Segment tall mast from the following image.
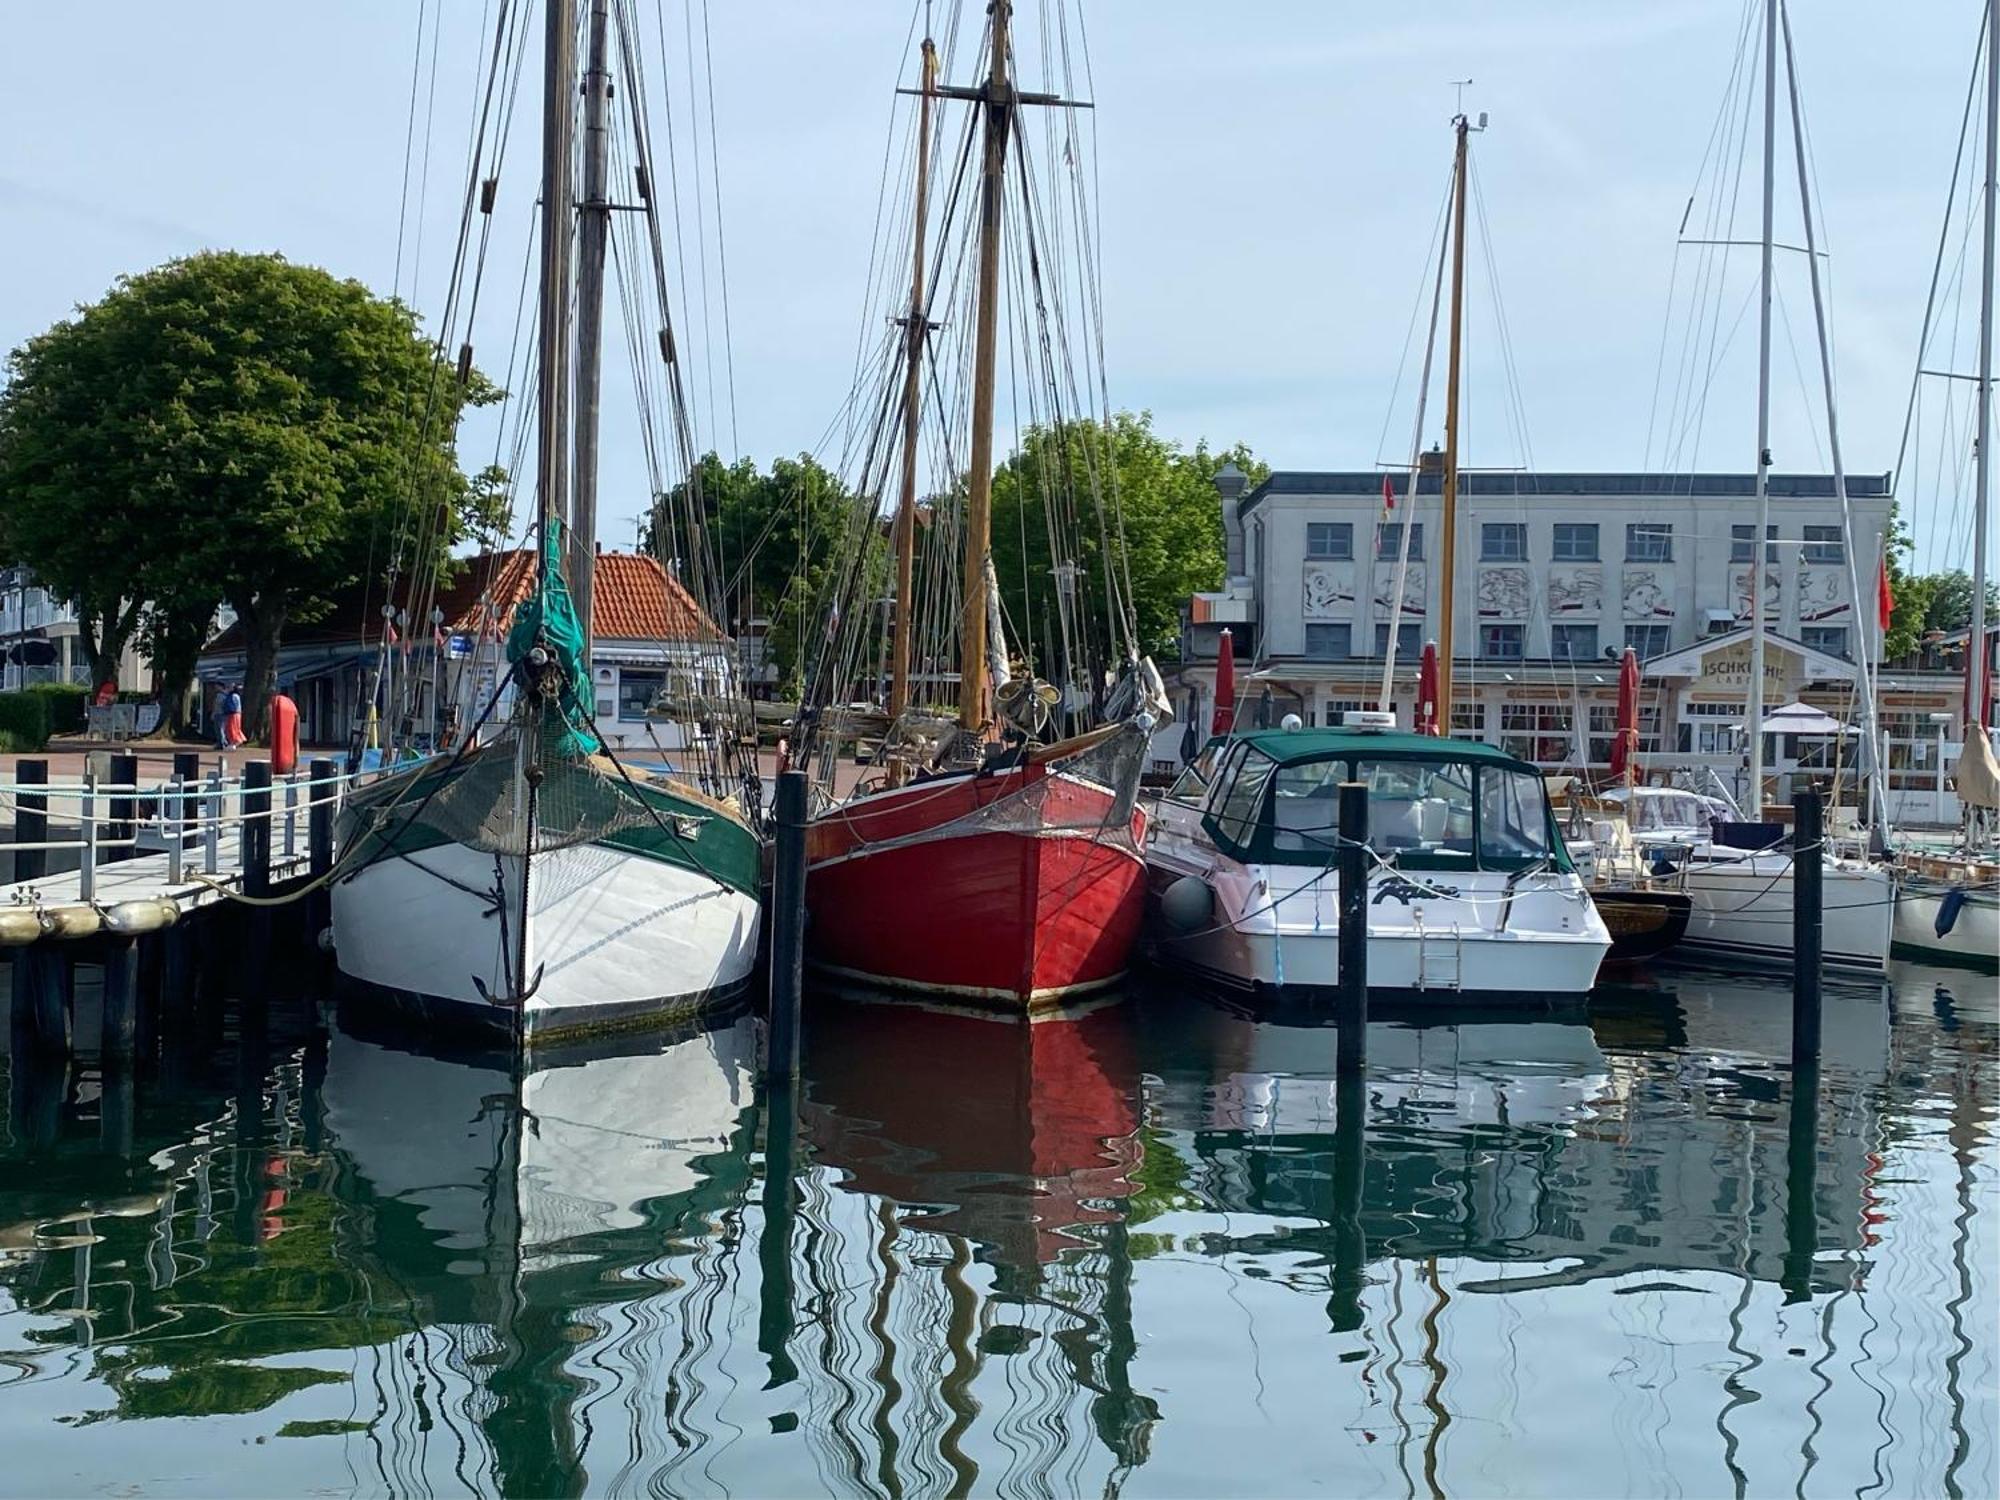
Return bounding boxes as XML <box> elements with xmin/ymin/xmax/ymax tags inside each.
<box><xmin>1747</xmin><ymin>0</ymin><xmax>1778</xmax><ymax>818</ymax></box>
<box><xmin>1434</xmin><ymin>114</ymin><xmax>1470</xmax><ymax>725</ymax></box>
<box><xmin>1972</xmin><ymin>0</ymin><xmax>1997</xmax><ymax>735</ymax></box>
<box><xmin>957</xmin><ymin>0</ymin><xmax>1013</xmax><ymax>734</ymax></box>
<box><xmin>890</xmin><ymin>37</ymin><xmax>938</xmax><ymax>733</ymax></box>
<box><xmin>572</xmin><ymin>0</ymin><xmax>612</xmax><ymax>659</ymax></box>
<box><xmin>536</xmin><ymin>0</ymin><xmax>576</xmax><ymax>560</ymax></box>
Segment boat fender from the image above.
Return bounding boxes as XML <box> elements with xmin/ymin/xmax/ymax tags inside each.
<box><xmin>103</xmin><ymin>900</ymin><xmax>179</xmax><ymax>936</ymax></box>
<box><xmin>1160</xmin><ymin>875</ymin><xmax>1214</xmax><ymax>932</ymax></box>
<box><xmin>1935</xmin><ymin>886</ymin><xmax>1969</xmax><ymax>939</ymax></box>
<box><xmin>42</xmin><ymin>905</ymin><xmax>102</xmax><ymax>941</ymax></box>
<box><xmin>0</xmin><ymin>908</ymin><xmax>42</xmax><ymax>947</ymax></box>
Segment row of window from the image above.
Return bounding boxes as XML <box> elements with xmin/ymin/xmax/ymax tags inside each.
<box><xmin>1302</xmin><ymin>520</ymin><xmax>1849</xmax><ymax>565</ymax></box>
<box><xmin>1299</xmin><ymin>622</ymin><xmax>1851</xmax><ymax>663</ymax></box>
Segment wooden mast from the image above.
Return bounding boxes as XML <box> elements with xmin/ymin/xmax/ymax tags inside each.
<box><xmin>572</xmin><ymin>0</ymin><xmax>612</xmax><ymax>659</ymax></box>
<box><xmin>956</xmin><ymin>1</ymin><xmax>1013</xmax><ymax>735</ymax></box>
<box><xmin>889</xmin><ymin>36</ymin><xmax>938</xmax><ymax>743</ymax></box>
<box><xmin>536</xmin><ymin>0</ymin><xmax>577</xmax><ymax>560</ymax></box>
<box><xmin>1434</xmin><ymin>113</ymin><xmax>1470</xmax><ymax>727</ymax></box>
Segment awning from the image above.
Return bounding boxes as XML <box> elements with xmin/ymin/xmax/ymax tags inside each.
<box><xmin>1744</xmin><ymin>701</ymin><xmax>1849</xmax><ymax>735</ymax></box>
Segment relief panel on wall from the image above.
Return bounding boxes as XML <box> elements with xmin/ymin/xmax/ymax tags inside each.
<box><xmin>1729</xmin><ymin>566</ymin><xmax>1781</xmax><ymax>623</ymax></box>
<box><xmin>1620</xmin><ymin>567</ymin><xmax>1677</xmax><ymax>622</ymax></box>
<box><xmin>1372</xmin><ymin>563</ymin><xmax>1427</xmax><ymax>617</ymax></box>
<box><xmin>1546</xmin><ymin>566</ymin><xmax>1603</xmax><ymax>618</ymax></box>
<box><xmin>1302</xmin><ymin>562</ymin><xmax>1358</xmax><ymax>620</ymax></box>
<box><xmin>1795</xmin><ymin>565</ymin><xmax>1852</xmax><ymax>622</ymax></box>
<box><xmin>1476</xmin><ymin>566</ymin><xmax>1532</xmax><ymax>619</ymax></box>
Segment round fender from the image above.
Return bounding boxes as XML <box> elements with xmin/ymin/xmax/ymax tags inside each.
<box><xmin>42</xmin><ymin>905</ymin><xmax>102</xmax><ymax>941</ymax></box>
<box><xmin>0</xmin><ymin>908</ymin><xmax>43</xmax><ymax>947</ymax></box>
<box><xmin>104</xmin><ymin>900</ymin><xmax>180</xmax><ymax>936</ymax></box>
<box><xmin>1159</xmin><ymin>875</ymin><xmax>1215</xmax><ymax>933</ymax></box>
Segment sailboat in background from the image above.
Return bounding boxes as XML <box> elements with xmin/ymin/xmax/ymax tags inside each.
<box><xmin>1891</xmin><ymin>0</ymin><xmax>2000</xmax><ymax>971</ymax></box>
<box><xmin>330</xmin><ymin>0</ymin><xmax>763</xmax><ymax>1041</ymax></box>
<box><xmin>794</xmin><ymin>1</ymin><xmax>1166</xmax><ymax>1011</ymax></box>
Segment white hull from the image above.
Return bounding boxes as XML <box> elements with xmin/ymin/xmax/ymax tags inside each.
<box><xmin>1678</xmin><ymin>854</ymin><xmax>1892</xmax><ymax>972</ymax></box>
<box><xmin>1892</xmin><ymin>878</ymin><xmax>2000</xmax><ymax>970</ymax></box>
<box><xmin>332</xmin><ymin>838</ymin><xmax>761</xmax><ymax>1040</ymax></box>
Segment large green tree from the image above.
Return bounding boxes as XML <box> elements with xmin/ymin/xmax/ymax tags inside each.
<box><xmin>990</xmin><ymin>411</ymin><xmax>1265</xmax><ymax>670</ymax></box>
<box><xmin>0</xmin><ymin>251</ymin><xmax>500</xmax><ymax>732</ymax></box>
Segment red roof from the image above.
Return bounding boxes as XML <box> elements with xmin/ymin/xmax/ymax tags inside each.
<box><xmin>202</xmin><ymin>550</ymin><xmax>723</xmax><ymax>655</ymax></box>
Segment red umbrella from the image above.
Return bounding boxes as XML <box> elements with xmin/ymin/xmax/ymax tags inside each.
<box><xmin>1212</xmin><ymin>627</ymin><xmax>1237</xmax><ymax>736</ymax></box>
<box><xmin>1610</xmin><ymin>645</ymin><xmax>1641</xmax><ymax>781</ymax></box>
<box><xmin>1415</xmin><ymin>640</ymin><xmax>1440</xmax><ymax>735</ymax></box>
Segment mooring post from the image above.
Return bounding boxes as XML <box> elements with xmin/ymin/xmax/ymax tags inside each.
<box><xmin>12</xmin><ymin>947</ymin><xmax>74</xmax><ymax>1056</ymax></box>
<box><xmin>13</xmin><ymin>757</ymin><xmax>47</xmax><ymax>883</ymax></box>
<box><xmin>107</xmin><ymin>751</ymin><xmax>138</xmax><ymax>865</ymax></box>
<box><xmin>243</xmin><ymin>761</ymin><xmax>272</xmax><ymax>899</ymax></box>
<box><xmin>1336</xmin><ymin>781</ymin><xmax>1369</xmax><ymax>1074</ymax></box>
<box><xmin>308</xmin><ymin>758</ymin><xmax>337</xmax><ymax>946</ymax></box>
<box><xmin>101</xmin><ymin>937</ymin><xmax>141</xmax><ymax>1063</ymax></box>
<box><xmin>1791</xmin><ymin>786</ymin><xmax>1823</xmax><ymax>1071</ymax></box>
<box><xmin>767</xmin><ymin>769</ymin><xmax>808</xmax><ymax>1082</ymax></box>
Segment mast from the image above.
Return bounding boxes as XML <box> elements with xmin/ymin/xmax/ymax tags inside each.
<box><xmin>572</xmin><ymin>0</ymin><xmax>612</xmax><ymax>659</ymax></box>
<box><xmin>890</xmin><ymin>37</ymin><xmax>939</xmax><ymax>734</ymax></box>
<box><xmin>1434</xmin><ymin>113</ymin><xmax>1471</xmax><ymax>725</ymax></box>
<box><xmin>536</xmin><ymin>0</ymin><xmax>576</xmax><ymax>563</ymax></box>
<box><xmin>1972</xmin><ymin>0</ymin><xmax>1997</xmax><ymax>737</ymax></box>
<box><xmin>957</xmin><ymin>0</ymin><xmax>1013</xmax><ymax>734</ymax></box>
<box><xmin>1747</xmin><ymin>0</ymin><xmax>1778</xmax><ymax>818</ymax></box>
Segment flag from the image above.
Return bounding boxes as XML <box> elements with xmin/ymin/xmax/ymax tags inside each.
<box><xmin>1875</xmin><ymin>552</ymin><xmax>1894</xmax><ymax>633</ymax></box>
<box><xmin>1381</xmin><ymin>473</ymin><xmax>1396</xmax><ymax>521</ymax></box>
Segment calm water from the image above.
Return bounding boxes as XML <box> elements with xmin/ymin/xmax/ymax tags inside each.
<box><xmin>0</xmin><ymin>962</ymin><xmax>1994</xmax><ymax>1498</ymax></box>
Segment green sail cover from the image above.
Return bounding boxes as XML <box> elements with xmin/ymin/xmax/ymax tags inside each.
<box><xmin>506</xmin><ymin>518</ymin><xmax>601</xmax><ymax>758</ymax></box>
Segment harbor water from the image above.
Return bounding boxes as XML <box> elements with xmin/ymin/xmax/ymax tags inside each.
<box><xmin>0</xmin><ymin>963</ymin><xmax>1993</xmax><ymax>1498</ymax></box>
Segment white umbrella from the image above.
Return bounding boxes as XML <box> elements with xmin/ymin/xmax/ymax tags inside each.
<box><xmin>1743</xmin><ymin>700</ymin><xmax>1849</xmax><ymax>736</ymax></box>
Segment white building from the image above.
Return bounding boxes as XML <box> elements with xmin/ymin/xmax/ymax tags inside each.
<box><xmin>1176</xmin><ymin>463</ymin><xmax>1967</xmax><ymax>822</ymax></box>
<box><xmin>0</xmin><ymin>566</ymin><xmax>149</xmax><ymax>692</ymax></box>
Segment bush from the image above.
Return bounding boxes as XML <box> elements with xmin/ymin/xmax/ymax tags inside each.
<box><xmin>0</xmin><ymin>693</ymin><xmax>51</xmax><ymax>752</ymax></box>
<box><xmin>26</xmin><ymin>681</ymin><xmax>90</xmax><ymax>735</ymax></box>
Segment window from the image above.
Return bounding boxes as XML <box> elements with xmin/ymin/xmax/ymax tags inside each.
<box><xmin>1356</xmin><ymin>758</ymin><xmax>1474</xmax><ymax>861</ymax></box>
<box><xmin>1269</xmin><ymin>758</ymin><xmax>1350</xmax><ymax>855</ymax></box>
<box><xmin>1624</xmin><ymin>624</ymin><xmax>1672</xmax><ymax>660</ymax></box>
<box><xmin>1324</xmin><ymin>699</ymin><xmax>1372</xmax><ymax>729</ymax></box>
<box><xmin>1451</xmin><ymin>703</ymin><xmax>1486</xmax><ymax>737</ymax></box>
<box><xmin>1802</xmin><ymin>625</ymin><xmax>1849</xmax><ymax>659</ymax></box>
<box><xmin>1802</xmin><ymin>524</ymin><xmax>1845</xmax><ymax>564</ymax></box>
<box><xmin>1552</xmin><ymin>523</ymin><xmax>1599</xmax><ymax>562</ymax></box>
<box><xmin>1589</xmin><ymin>702</ymin><xmax>1664</xmax><ymax>761</ymax></box>
<box><xmin>1374</xmin><ymin>621</ymin><xmax>1422</xmax><ymax>659</ymax></box>
<box><xmin>1675</xmin><ymin>700</ymin><xmax>1741</xmax><ymax>756</ymax></box>
<box><xmin>1482</xmin><ymin>522</ymin><xmax>1527</xmax><ymax>561</ymax></box>
<box><xmin>1377</xmin><ymin>522</ymin><xmax>1424</xmax><ymax>561</ymax></box>
<box><xmin>1500</xmin><ymin>703</ymin><xmax>1575</xmax><ymax>765</ymax></box>
<box><xmin>1731</xmin><ymin>524</ymin><xmax>1777</xmax><ymax>563</ymax></box>
<box><xmin>1551</xmin><ymin>624</ymin><xmax>1599</xmax><ymax>661</ymax></box>
<box><xmin>1479</xmin><ymin>766</ymin><xmax>1554</xmax><ymax>863</ymax></box>
<box><xmin>1304</xmin><ymin>623</ymin><xmax>1352</xmax><ymax>660</ymax></box>
<box><xmin>1626</xmin><ymin>523</ymin><xmax>1673</xmax><ymax>562</ymax></box>
<box><xmin>1209</xmin><ymin>747</ymin><xmax>1278</xmax><ymax>851</ymax></box>
<box><xmin>618</xmin><ymin>670</ymin><xmax>665</xmax><ymax>721</ymax></box>
<box><xmin>1481</xmin><ymin>623</ymin><xmax>1525</xmax><ymax>660</ymax></box>
<box><xmin>1306</xmin><ymin>521</ymin><xmax>1353</xmax><ymax>560</ymax></box>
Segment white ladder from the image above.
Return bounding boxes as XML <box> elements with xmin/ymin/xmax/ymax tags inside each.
<box><xmin>1412</xmin><ymin>914</ymin><xmax>1464</xmax><ymax>990</ymax></box>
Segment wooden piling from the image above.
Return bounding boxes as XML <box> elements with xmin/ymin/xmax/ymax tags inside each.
<box><xmin>307</xmin><ymin>757</ymin><xmax>337</xmax><ymax>944</ymax></box>
<box><xmin>13</xmin><ymin>757</ymin><xmax>47</xmax><ymax>883</ymax></box>
<box><xmin>107</xmin><ymin>751</ymin><xmax>138</xmax><ymax>864</ymax></box>
<box><xmin>11</xmin><ymin>947</ymin><xmax>73</xmax><ymax>1055</ymax></box>
<box><xmin>1335</xmin><ymin>781</ymin><xmax>1369</xmax><ymax>1075</ymax></box>
<box><xmin>243</xmin><ymin>761</ymin><xmax>272</xmax><ymax>899</ymax></box>
<box><xmin>1791</xmin><ymin>787</ymin><xmax>1823</xmax><ymax>1070</ymax></box>
<box><xmin>767</xmin><ymin>769</ymin><xmax>808</xmax><ymax>1083</ymax></box>
<box><xmin>101</xmin><ymin>937</ymin><xmax>141</xmax><ymax>1061</ymax></box>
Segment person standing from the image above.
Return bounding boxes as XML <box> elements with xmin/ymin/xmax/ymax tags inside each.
<box><xmin>222</xmin><ymin>684</ymin><xmax>244</xmax><ymax>750</ymax></box>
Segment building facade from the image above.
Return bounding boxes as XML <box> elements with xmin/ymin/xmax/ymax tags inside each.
<box><xmin>1176</xmin><ymin>465</ymin><xmax>1968</xmax><ymax>822</ymax></box>
<box><xmin>0</xmin><ymin>567</ymin><xmax>150</xmax><ymax>693</ymax></box>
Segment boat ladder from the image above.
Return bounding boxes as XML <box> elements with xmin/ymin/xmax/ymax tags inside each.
<box><xmin>1411</xmin><ymin>911</ymin><xmax>1464</xmax><ymax>990</ymax></box>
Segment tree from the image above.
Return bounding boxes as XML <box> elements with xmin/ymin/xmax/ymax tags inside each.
<box><xmin>990</xmin><ymin>411</ymin><xmax>1266</xmax><ymax>673</ymax></box>
<box><xmin>0</xmin><ymin>251</ymin><xmax>499</xmax><ymax>733</ymax></box>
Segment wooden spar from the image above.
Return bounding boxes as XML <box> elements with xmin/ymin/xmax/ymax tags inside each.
<box><xmin>572</xmin><ymin>0</ymin><xmax>613</xmax><ymax>658</ymax></box>
<box><xmin>1435</xmin><ymin>114</ymin><xmax>1470</xmax><ymax>725</ymax></box>
<box><xmin>889</xmin><ymin>36</ymin><xmax>938</xmax><ymax>750</ymax></box>
<box><xmin>957</xmin><ymin>0</ymin><xmax>1013</xmax><ymax>735</ymax></box>
<box><xmin>537</xmin><ymin>0</ymin><xmax>577</xmax><ymax>553</ymax></box>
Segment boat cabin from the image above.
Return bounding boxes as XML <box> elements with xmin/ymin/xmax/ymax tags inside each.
<box><xmin>1168</xmin><ymin>727</ymin><xmax>1569</xmax><ymax>872</ymax></box>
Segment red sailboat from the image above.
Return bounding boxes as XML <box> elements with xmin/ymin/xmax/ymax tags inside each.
<box><xmin>800</xmin><ymin>3</ymin><xmax>1157</xmax><ymax>1011</ymax></box>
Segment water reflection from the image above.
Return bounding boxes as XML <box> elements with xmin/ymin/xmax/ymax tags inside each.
<box><xmin>0</xmin><ymin>963</ymin><xmax>1990</xmax><ymax>1498</ymax></box>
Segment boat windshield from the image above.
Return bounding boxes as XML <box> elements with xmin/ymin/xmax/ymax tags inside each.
<box><xmin>1348</xmin><ymin>758</ymin><xmax>1475</xmax><ymax>861</ymax></box>
<box><xmin>1629</xmin><ymin>792</ymin><xmax>1715</xmax><ymax>834</ymax></box>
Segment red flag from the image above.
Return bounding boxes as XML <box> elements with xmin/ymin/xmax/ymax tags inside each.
<box><xmin>1381</xmin><ymin>473</ymin><xmax>1396</xmax><ymax>521</ymax></box>
<box><xmin>1876</xmin><ymin>553</ymin><xmax>1894</xmax><ymax>633</ymax></box>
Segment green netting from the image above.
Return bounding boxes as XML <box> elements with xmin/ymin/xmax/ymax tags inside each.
<box><xmin>506</xmin><ymin>518</ymin><xmax>600</xmax><ymax>759</ymax></box>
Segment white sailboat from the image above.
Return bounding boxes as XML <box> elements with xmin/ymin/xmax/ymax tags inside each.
<box><xmin>330</xmin><ymin>0</ymin><xmax>763</xmax><ymax>1042</ymax></box>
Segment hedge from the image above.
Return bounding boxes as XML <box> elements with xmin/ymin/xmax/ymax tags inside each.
<box><xmin>0</xmin><ymin>692</ymin><xmax>51</xmax><ymax>752</ymax></box>
<box><xmin>25</xmin><ymin>681</ymin><xmax>89</xmax><ymax>735</ymax></box>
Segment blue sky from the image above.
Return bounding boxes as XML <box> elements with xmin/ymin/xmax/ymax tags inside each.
<box><xmin>0</xmin><ymin>2</ymin><xmax>1988</xmax><ymax>573</ymax></box>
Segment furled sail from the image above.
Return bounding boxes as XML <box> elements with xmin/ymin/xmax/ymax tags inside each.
<box><xmin>1953</xmin><ymin>722</ymin><xmax>2000</xmax><ymax>811</ymax></box>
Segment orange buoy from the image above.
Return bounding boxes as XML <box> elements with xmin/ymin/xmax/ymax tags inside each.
<box><xmin>270</xmin><ymin>693</ymin><xmax>300</xmax><ymax>773</ymax></box>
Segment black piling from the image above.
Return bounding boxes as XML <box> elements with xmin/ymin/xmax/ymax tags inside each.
<box><xmin>1781</xmin><ymin>1059</ymin><xmax>1821</xmax><ymax>1304</ymax></box>
<box><xmin>101</xmin><ymin>938</ymin><xmax>141</xmax><ymax>1062</ymax></box>
<box><xmin>243</xmin><ymin>761</ymin><xmax>273</xmax><ymax>899</ymax></box>
<box><xmin>1791</xmin><ymin>787</ymin><xmax>1823</xmax><ymax>1070</ymax></box>
<box><xmin>307</xmin><ymin>757</ymin><xmax>337</xmax><ymax>944</ymax></box>
<box><xmin>107</xmin><ymin>751</ymin><xmax>138</xmax><ymax>864</ymax></box>
<box><xmin>1335</xmin><ymin>781</ymin><xmax>1369</xmax><ymax>1076</ymax></box>
<box><xmin>767</xmin><ymin>768</ymin><xmax>808</xmax><ymax>1083</ymax></box>
<box><xmin>13</xmin><ymin>757</ymin><xmax>47</xmax><ymax>883</ymax></box>
<box><xmin>11</xmin><ymin>947</ymin><xmax>73</xmax><ymax>1056</ymax></box>
<box><xmin>239</xmin><ymin>761</ymin><xmax>274</xmax><ymax>1004</ymax></box>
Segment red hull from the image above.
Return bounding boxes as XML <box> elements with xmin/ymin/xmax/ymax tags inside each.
<box><xmin>805</xmin><ymin>759</ymin><xmax>1146</xmax><ymax>1008</ymax></box>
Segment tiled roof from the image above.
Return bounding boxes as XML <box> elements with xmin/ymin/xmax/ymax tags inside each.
<box><xmin>202</xmin><ymin>550</ymin><xmax>723</xmax><ymax>654</ymax></box>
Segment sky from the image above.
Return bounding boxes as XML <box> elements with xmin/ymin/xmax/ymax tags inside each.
<box><xmin>0</xmin><ymin>1</ymin><xmax>1990</xmax><ymax>575</ymax></box>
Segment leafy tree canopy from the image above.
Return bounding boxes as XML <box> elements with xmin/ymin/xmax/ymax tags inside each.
<box><xmin>0</xmin><ymin>251</ymin><xmax>501</xmax><ymax>728</ymax></box>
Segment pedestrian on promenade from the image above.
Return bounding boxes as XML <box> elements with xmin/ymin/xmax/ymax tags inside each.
<box><xmin>221</xmin><ymin>684</ymin><xmax>244</xmax><ymax>750</ymax></box>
